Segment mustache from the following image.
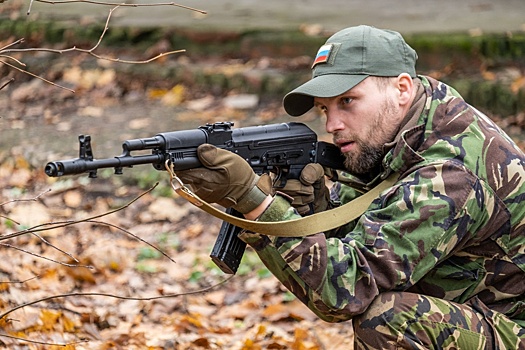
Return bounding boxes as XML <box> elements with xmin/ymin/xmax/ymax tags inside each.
<box><xmin>332</xmin><ymin>132</ymin><xmax>357</xmax><ymax>146</ymax></box>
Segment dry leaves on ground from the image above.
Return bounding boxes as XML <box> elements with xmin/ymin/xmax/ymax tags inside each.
<box><xmin>0</xmin><ymin>156</ymin><xmax>354</xmax><ymax>349</ymax></box>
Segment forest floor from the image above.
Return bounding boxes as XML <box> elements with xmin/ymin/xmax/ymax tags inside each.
<box><xmin>0</xmin><ymin>49</ymin><xmax>357</xmax><ymax>350</ymax></box>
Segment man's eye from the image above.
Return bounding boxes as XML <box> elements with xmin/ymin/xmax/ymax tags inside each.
<box><xmin>342</xmin><ymin>97</ymin><xmax>353</xmax><ymax>105</ymax></box>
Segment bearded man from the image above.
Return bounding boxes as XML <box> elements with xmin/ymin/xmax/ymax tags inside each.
<box><xmin>177</xmin><ymin>25</ymin><xmax>525</xmax><ymax>349</ymax></box>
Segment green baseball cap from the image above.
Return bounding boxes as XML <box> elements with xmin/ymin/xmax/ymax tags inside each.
<box><xmin>283</xmin><ymin>25</ymin><xmax>418</xmax><ymax>116</ymax></box>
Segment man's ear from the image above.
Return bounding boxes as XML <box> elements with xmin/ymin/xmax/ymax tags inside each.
<box><xmin>396</xmin><ymin>73</ymin><xmax>414</xmax><ymax>106</ymax></box>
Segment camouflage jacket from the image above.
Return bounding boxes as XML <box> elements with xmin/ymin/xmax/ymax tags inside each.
<box><xmin>239</xmin><ymin>76</ymin><xmax>525</xmax><ymax>325</ymax></box>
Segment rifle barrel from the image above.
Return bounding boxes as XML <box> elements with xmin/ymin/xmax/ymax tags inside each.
<box><xmin>45</xmin><ymin>154</ymin><xmax>163</xmax><ymax>177</ymax></box>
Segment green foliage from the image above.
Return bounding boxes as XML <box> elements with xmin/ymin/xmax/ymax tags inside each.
<box><xmin>236</xmin><ymin>249</ymin><xmax>270</xmax><ymax>277</ymax></box>
<box><xmin>479</xmin><ymin>33</ymin><xmax>525</xmax><ymax>61</ymax></box>
<box><xmin>3</xmin><ymin>219</ymin><xmax>16</xmax><ymax>230</ymax></box>
<box><xmin>135</xmin><ymin>261</ymin><xmax>158</xmax><ymax>274</ymax></box>
<box><xmin>406</xmin><ymin>32</ymin><xmax>525</xmax><ymax>63</ymax></box>
<box><xmin>135</xmin><ymin>246</ymin><xmax>163</xmax><ymax>273</ymax></box>
<box><xmin>136</xmin><ymin>246</ymin><xmax>163</xmax><ymax>261</ymax></box>
<box><xmin>445</xmin><ymin>78</ymin><xmax>524</xmax><ymax>118</ymax></box>
<box><xmin>282</xmin><ymin>291</ymin><xmax>296</xmax><ymax>302</ymax></box>
<box><xmin>188</xmin><ymin>270</ymin><xmax>204</xmax><ymax>283</ymax></box>
<box><xmin>101</xmin><ymin>168</ymin><xmax>173</xmax><ymax>198</ymax></box>
<box><xmin>156</xmin><ymin>232</ymin><xmax>181</xmax><ymax>250</ymax></box>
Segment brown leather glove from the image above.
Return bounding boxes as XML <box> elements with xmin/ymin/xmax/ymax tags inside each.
<box><xmin>176</xmin><ymin>144</ymin><xmax>272</xmax><ymax>214</ymax></box>
<box><xmin>278</xmin><ymin>163</ymin><xmax>330</xmax><ymax>215</ymax></box>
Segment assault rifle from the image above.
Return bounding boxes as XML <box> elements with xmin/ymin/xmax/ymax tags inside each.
<box><xmin>45</xmin><ymin>122</ymin><xmax>345</xmax><ymax>274</ymax></box>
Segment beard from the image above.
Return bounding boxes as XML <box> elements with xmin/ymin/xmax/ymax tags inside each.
<box><xmin>335</xmin><ymin>98</ymin><xmax>400</xmax><ymax>175</ymax></box>
<box><xmin>343</xmin><ymin>142</ymin><xmax>384</xmax><ymax>175</ymax></box>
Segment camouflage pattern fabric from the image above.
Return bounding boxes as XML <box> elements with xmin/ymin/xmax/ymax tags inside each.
<box><xmin>353</xmin><ymin>292</ymin><xmax>525</xmax><ymax>349</ymax></box>
<box><xmin>239</xmin><ymin>76</ymin><xmax>525</xmax><ymax>348</ymax></box>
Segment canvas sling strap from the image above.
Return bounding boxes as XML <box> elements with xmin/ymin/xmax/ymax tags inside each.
<box><xmin>166</xmin><ymin>161</ymin><xmax>397</xmax><ymax>238</ymax></box>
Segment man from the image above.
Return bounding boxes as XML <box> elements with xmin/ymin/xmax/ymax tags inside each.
<box><xmin>177</xmin><ymin>25</ymin><xmax>525</xmax><ymax>349</ymax></box>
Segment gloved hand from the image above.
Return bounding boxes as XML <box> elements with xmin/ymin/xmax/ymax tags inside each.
<box><xmin>278</xmin><ymin>163</ymin><xmax>330</xmax><ymax>215</ymax></box>
<box><xmin>176</xmin><ymin>144</ymin><xmax>272</xmax><ymax>214</ymax></box>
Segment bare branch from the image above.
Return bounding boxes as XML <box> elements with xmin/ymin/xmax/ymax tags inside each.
<box><xmin>0</xmin><ymin>38</ymin><xmax>25</xmax><ymax>51</ymax></box>
<box><xmin>86</xmin><ymin>219</ymin><xmax>176</xmax><ymax>264</ymax></box>
<box><xmin>0</xmin><ymin>275</ymin><xmax>234</xmax><ymax>321</ymax></box>
<box><xmin>0</xmin><ymin>54</ymin><xmax>27</xmax><ymax>67</ymax></box>
<box><xmin>0</xmin><ymin>333</ymin><xmax>89</xmax><ymax>347</ymax></box>
<box><xmin>0</xmin><ymin>78</ymin><xmax>14</xmax><ymax>91</ymax></box>
<box><xmin>32</xmin><ymin>231</ymin><xmax>80</xmax><ymax>263</ymax></box>
<box><xmin>0</xmin><ymin>60</ymin><xmax>75</xmax><ymax>92</ymax></box>
<box><xmin>0</xmin><ymin>189</ymin><xmax>51</xmax><ymax>207</ymax></box>
<box><xmin>2</xmin><ymin>2</ymin><xmax>196</xmax><ymax>91</ymax></box>
<box><xmin>0</xmin><ymin>275</ymin><xmax>39</xmax><ymax>284</ymax></box>
<box><xmin>0</xmin><ymin>183</ymin><xmax>158</xmax><ymax>241</ymax></box>
<box><xmin>0</xmin><ymin>242</ymin><xmax>94</xmax><ymax>269</ymax></box>
<box><xmin>0</xmin><ymin>214</ymin><xmax>20</xmax><ymax>225</ymax></box>
<box><xmin>4</xmin><ymin>46</ymin><xmax>186</xmax><ymax>64</ymax></box>
<box><xmin>1</xmin><ymin>189</ymin><xmax>51</xmax><ymax>224</ymax></box>
<box><xmin>92</xmin><ymin>49</ymin><xmax>187</xmax><ymax>64</ymax></box>
<box><xmin>2</xmin><ymin>189</ymin><xmax>175</xmax><ymax>290</ymax></box>
<box><xmin>93</xmin><ymin>5</ymin><xmax>120</xmax><ymax>52</ymax></box>
<box><xmin>29</xmin><ymin>0</ymin><xmax>207</xmax><ymax>14</ymax></box>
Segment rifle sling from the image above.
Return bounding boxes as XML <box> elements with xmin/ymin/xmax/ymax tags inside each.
<box><xmin>168</xmin><ymin>167</ymin><xmax>397</xmax><ymax>237</ymax></box>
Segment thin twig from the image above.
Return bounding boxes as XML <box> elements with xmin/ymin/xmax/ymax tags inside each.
<box><xmin>0</xmin><ymin>275</ymin><xmax>234</xmax><ymax>321</ymax></box>
<box><xmin>0</xmin><ymin>333</ymin><xmax>89</xmax><ymax>347</ymax></box>
<box><xmin>0</xmin><ymin>189</ymin><xmax>51</xmax><ymax>207</ymax></box>
<box><xmin>0</xmin><ymin>215</ymin><xmax>20</xmax><ymax>225</ymax></box>
<box><xmin>0</xmin><ymin>78</ymin><xmax>14</xmax><ymax>91</ymax></box>
<box><xmin>0</xmin><ymin>54</ymin><xmax>27</xmax><ymax>67</ymax></box>
<box><xmin>86</xmin><ymin>219</ymin><xmax>177</xmax><ymax>264</ymax></box>
<box><xmin>30</xmin><ymin>0</ymin><xmax>207</xmax><ymax>14</ymax></box>
<box><xmin>0</xmin><ymin>60</ymin><xmax>75</xmax><ymax>92</ymax></box>
<box><xmin>0</xmin><ymin>275</ymin><xmax>39</xmax><ymax>284</ymax></box>
<box><xmin>0</xmin><ymin>183</ymin><xmax>158</xmax><ymax>241</ymax></box>
<box><xmin>0</xmin><ymin>243</ymin><xmax>94</xmax><ymax>269</ymax></box>
<box><xmin>32</xmin><ymin>232</ymin><xmax>80</xmax><ymax>263</ymax></box>
<box><xmin>2</xmin><ymin>3</ymin><xmax>192</xmax><ymax>91</ymax></box>
<box><xmin>0</xmin><ymin>38</ymin><xmax>25</xmax><ymax>51</ymax></box>
<box><xmin>1</xmin><ymin>189</ymin><xmax>52</xmax><ymax>225</ymax></box>
<box><xmin>3</xmin><ymin>45</ymin><xmax>186</xmax><ymax>65</ymax></box>
<box><xmin>92</xmin><ymin>5</ymin><xmax>119</xmax><ymax>52</ymax></box>
<box><xmin>0</xmin><ymin>333</ymin><xmax>87</xmax><ymax>346</ymax></box>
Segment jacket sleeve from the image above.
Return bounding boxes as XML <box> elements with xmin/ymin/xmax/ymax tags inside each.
<box><xmin>239</xmin><ymin>162</ymin><xmax>494</xmax><ymax>322</ymax></box>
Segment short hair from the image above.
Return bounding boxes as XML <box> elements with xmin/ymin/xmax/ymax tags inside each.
<box><xmin>371</xmin><ymin>76</ymin><xmax>396</xmax><ymax>91</ymax></box>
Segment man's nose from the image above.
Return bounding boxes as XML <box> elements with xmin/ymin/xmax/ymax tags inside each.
<box><xmin>325</xmin><ymin>112</ymin><xmax>345</xmax><ymax>134</ymax></box>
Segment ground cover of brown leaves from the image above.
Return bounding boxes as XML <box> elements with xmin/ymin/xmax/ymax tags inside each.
<box><xmin>0</xmin><ymin>156</ymin><xmax>355</xmax><ymax>349</ymax></box>
<box><xmin>0</xmin><ymin>53</ymin><xmax>356</xmax><ymax>349</ymax></box>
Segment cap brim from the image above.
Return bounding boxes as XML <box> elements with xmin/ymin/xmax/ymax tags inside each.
<box><xmin>283</xmin><ymin>74</ymin><xmax>368</xmax><ymax>116</ymax></box>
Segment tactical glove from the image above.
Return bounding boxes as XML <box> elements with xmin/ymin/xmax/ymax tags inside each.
<box><xmin>176</xmin><ymin>144</ymin><xmax>272</xmax><ymax>214</ymax></box>
<box><xmin>278</xmin><ymin>163</ymin><xmax>330</xmax><ymax>215</ymax></box>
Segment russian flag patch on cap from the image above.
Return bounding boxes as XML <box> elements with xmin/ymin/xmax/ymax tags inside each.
<box><xmin>312</xmin><ymin>44</ymin><xmax>333</xmax><ymax>68</ymax></box>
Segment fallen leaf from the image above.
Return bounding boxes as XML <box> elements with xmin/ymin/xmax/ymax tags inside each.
<box><xmin>63</xmin><ymin>190</ymin><xmax>83</xmax><ymax>208</ymax></box>
<box><xmin>144</xmin><ymin>197</ymin><xmax>189</xmax><ymax>222</ymax></box>
<box><xmin>161</xmin><ymin>84</ymin><xmax>186</xmax><ymax>106</ymax></box>
<box><xmin>64</xmin><ymin>259</ymin><xmax>97</xmax><ymax>284</ymax></box>
<box><xmin>8</xmin><ymin>201</ymin><xmax>51</xmax><ymax>227</ymax></box>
